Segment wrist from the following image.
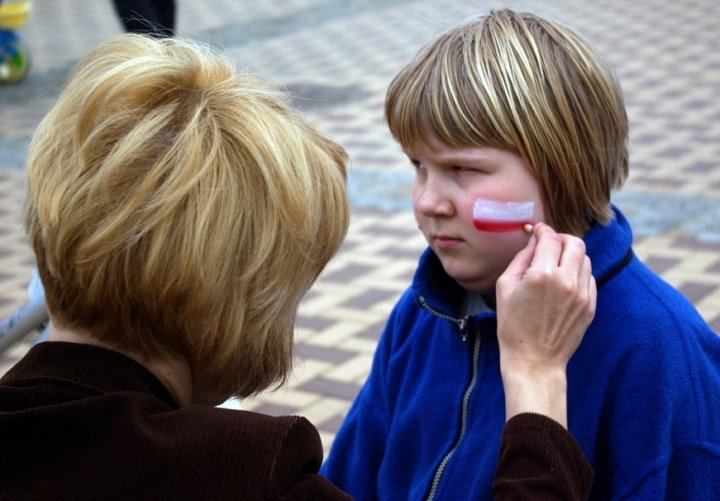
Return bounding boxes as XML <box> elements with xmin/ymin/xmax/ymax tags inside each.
<box><xmin>500</xmin><ymin>360</ymin><xmax>568</xmax><ymax>427</ymax></box>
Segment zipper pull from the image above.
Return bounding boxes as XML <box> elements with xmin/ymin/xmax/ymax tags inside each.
<box><xmin>458</xmin><ymin>317</ymin><xmax>469</xmax><ymax>342</ymax></box>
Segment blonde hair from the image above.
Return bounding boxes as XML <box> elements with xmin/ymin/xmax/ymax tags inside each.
<box><xmin>25</xmin><ymin>34</ymin><xmax>350</xmax><ymax>401</ymax></box>
<box><xmin>386</xmin><ymin>9</ymin><xmax>628</xmax><ymax>235</ymax></box>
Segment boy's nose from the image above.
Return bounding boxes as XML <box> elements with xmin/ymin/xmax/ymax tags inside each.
<box><xmin>416</xmin><ymin>180</ymin><xmax>454</xmax><ymax>217</ymax></box>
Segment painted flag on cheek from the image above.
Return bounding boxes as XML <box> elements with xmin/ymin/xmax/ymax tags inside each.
<box><xmin>472</xmin><ymin>198</ymin><xmax>534</xmax><ymax>234</ymax></box>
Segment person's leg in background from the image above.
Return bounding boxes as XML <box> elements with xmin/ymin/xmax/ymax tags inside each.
<box><xmin>111</xmin><ymin>0</ymin><xmax>176</xmax><ymax>37</ymax></box>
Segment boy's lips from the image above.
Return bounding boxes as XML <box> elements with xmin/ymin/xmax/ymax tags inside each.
<box><xmin>432</xmin><ymin>234</ymin><xmax>464</xmax><ymax>249</ymax></box>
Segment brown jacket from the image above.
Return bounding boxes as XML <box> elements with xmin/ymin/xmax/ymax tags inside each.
<box><xmin>0</xmin><ymin>342</ymin><xmax>349</xmax><ymax>500</ymax></box>
<box><xmin>495</xmin><ymin>413</ymin><xmax>593</xmax><ymax>500</ymax></box>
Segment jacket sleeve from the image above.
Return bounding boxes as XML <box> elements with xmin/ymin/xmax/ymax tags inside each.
<box><xmin>493</xmin><ymin>413</ymin><xmax>593</xmax><ymax>501</ymax></box>
<box><xmin>319</xmin><ymin>293</ymin><xmax>405</xmax><ymax>500</ymax></box>
<box><xmin>273</xmin><ymin>417</ymin><xmax>351</xmax><ymax>500</ymax></box>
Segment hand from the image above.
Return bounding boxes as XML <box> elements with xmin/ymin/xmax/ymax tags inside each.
<box><xmin>495</xmin><ymin>223</ymin><xmax>597</xmax><ymax>427</ymax></box>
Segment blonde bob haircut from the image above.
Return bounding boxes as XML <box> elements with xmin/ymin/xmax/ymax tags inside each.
<box><xmin>386</xmin><ymin>9</ymin><xmax>628</xmax><ymax>235</ymax></box>
<box><xmin>25</xmin><ymin>34</ymin><xmax>350</xmax><ymax>401</ymax></box>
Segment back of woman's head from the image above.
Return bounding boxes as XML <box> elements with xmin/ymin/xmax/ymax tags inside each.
<box><xmin>25</xmin><ymin>34</ymin><xmax>350</xmax><ymax>401</ymax></box>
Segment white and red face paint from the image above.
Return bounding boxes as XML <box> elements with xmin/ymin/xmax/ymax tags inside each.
<box><xmin>472</xmin><ymin>198</ymin><xmax>534</xmax><ymax>234</ymax></box>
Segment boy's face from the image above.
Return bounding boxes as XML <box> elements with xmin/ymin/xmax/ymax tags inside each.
<box><xmin>406</xmin><ymin>133</ymin><xmax>548</xmax><ymax>295</ymax></box>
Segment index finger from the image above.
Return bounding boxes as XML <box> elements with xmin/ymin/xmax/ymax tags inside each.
<box><xmin>529</xmin><ymin>223</ymin><xmax>563</xmax><ymax>272</ymax></box>
<box><xmin>557</xmin><ymin>234</ymin><xmax>588</xmax><ymax>275</ymax></box>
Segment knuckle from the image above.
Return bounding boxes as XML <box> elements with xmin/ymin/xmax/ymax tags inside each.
<box><xmin>559</xmin><ymin>279</ymin><xmax>577</xmax><ymax>297</ymax></box>
<box><xmin>574</xmin><ymin>238</ymin><xmax>587</xmax><ymax>254</ymax></box>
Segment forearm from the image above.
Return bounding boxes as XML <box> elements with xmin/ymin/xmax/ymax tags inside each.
<box><xmin>500</xmin><ymin>361</ymin><xmax>568</xmax><ymax>428</ymax></box>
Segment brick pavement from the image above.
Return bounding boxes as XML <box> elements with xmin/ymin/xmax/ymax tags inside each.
<box><xmin>0</xmin><ymin>0</ymin><xmax>718</xmax><ymax>455</ymax></box>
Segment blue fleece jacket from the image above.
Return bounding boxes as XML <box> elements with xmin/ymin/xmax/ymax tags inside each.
<box><xmin>321</xmin><ymin>207</ymin><xmax>720</xmax><ymax>500</ymax></box>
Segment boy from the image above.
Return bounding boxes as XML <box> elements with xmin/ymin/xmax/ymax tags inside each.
<box><xmin>321</xmin><ymin>9</ymin><xmax>720</xmax><ymax>499</ymax></box>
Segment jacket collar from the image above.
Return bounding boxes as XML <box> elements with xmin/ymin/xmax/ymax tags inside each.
<box><xmin>1</xmin><ymin>341</ymin><xmax>178</xmax><ymax>407</ymax></box>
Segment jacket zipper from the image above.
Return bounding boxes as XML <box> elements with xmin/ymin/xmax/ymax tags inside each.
<box><xmin>417</xmin><ymin>295</ymin><xmax>479</xmax><ymax>500</ymax></box>
<box><xmin>426</xmin><ymin>329</ymin><xmax>482</xmax><ymax>500</ymax></box>
<box><xmin>417</xmin><ymin>296</ymin><xmax>470</xmax><ymax>340</ymax></box>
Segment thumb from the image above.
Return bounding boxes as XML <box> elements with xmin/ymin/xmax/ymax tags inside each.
<box><xmin>500</xmin><ymin>232</ymin><xmax>537</xmax><ymax>284</ymax></box>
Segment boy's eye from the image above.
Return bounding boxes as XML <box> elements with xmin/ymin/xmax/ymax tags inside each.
<box><xmin>409</xmin><ymin>159</ymin><xmax>425</xmax><ymax>170</ymax></box>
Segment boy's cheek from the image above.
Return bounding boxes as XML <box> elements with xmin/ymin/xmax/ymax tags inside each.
<box><xmin>464</xmin><ymin>230</ymin><xmax>531</xmax><ymax>274</ymax></box>
<box><xmin>467</xmin><ymin>229</ymin><xmax>529</xmax><ymax>252</ymax></box>
<box><xmin>439</xmin><ymin>236</ymin><xmax>524</xmax><ymax>294</ymax></box>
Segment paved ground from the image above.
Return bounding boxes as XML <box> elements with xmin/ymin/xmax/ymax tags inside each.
<box><xmin>1</xmin><ymin>0</ymin><xmax>719</xmax><ymax>455</ymax></box>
